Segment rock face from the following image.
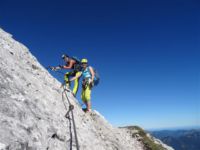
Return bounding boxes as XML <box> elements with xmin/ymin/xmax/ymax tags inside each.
<box><xmin>0</xmin><ymin>28</ymin><xmax>174</xmax><ymax>150</ymax></box>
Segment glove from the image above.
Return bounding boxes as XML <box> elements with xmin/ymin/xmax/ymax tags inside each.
<box><xmin>88</xmin><ymin>78</ymin><xmax>93</xmax><ymax>84</ymax></box>
<box><xmin>50</xmin><ymin>66</ymin><xmax>56</xmax><ymax>71</ymax></box>
<box><xmin>50</xmin><ymin>66</ymin><xmax>62</xmax><ymax>71</ymax></box>
<box><xmin>90</xmin><ymin>81</ymin><xmax>94</xmax><ymax>87</ymax></box>
<box><xmin>59</xmin><ymin>65</ymin><xmax>64</xmax><ymax>69</ymax></box>
<box><xmin>88</xmin><ymin>79</ymin><xmax>94</xmax><ymax>87</ymax></box>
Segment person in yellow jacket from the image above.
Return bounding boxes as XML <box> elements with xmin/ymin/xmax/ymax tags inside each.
<box><xmin>69</xmin><ymin>58</ymin><xmax>95</xmax><ymax>112</ymax></box>
<box><xmin>51</xmin><ymin>54</ymin><xmax>81</xmax><ymax>96</ymax></box>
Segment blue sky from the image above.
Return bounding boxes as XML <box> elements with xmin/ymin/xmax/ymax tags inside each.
<box><xmin>0</xmin><ymin>0</ymin><xmax>199</xmax><ymax>129</ymax></box>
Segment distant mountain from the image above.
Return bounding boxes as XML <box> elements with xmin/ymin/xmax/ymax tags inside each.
<box><xmin>150</xmin><ymin>129</ymin><xmax>200</xmax><ymax>150</ymax></box>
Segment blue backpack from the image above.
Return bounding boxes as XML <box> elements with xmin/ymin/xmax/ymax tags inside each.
<box><xmin>93</xmin><ymin>68</ymin><xmax>100</xmax><ymax>86</ymax></box>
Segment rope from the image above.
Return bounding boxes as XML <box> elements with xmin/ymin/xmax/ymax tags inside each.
<box><xmin>62</xmin><ymin>87</ymin><xmax>80</xmax><ymax>150</ymax></box>
<box><xmin>48</xmin><ymin>67</ymin><xmax>80</xmax><ymax>149</ymax></box>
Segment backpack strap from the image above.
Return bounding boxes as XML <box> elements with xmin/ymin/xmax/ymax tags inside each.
<box><xmin>71</xmin><ymin>56</ymin><xmax>81</xmax><ymax>64</ymax></box>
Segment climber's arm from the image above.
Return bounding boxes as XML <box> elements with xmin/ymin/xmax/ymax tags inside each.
<box><xmin>63</xmin><ymin>60</ymin><xmax>74</xmax><ymax>69</ymax></box>
<box><xmin>89</xmin><ymin>66</ymin><xmax>95</xmax><ymax>82</ymax></box>
<box><xmin>69</xmin><ymin>72</ymin><xmax>82</xmax><ymax>82</ymax></box>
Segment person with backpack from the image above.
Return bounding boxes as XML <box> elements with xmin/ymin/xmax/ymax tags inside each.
<box><xmin>51</xmin><ymin>54</ymin><xmax>82</xmax><ymax>96</ymax></box>
<box><xmin>69</xmin><ymin>58</ymin><xmax>96</xmax><ymax>112</ymax></box>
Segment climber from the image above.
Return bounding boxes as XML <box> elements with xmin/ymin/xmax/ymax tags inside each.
<box><xmin>69</xmin><ymin>58</ymin><xmax>95</xmax><ymax>112</ymax></box>
<box><xmin>51</xmin><ymin>54</ymin><xmax>82</xmax><ymax>96</ymax></box>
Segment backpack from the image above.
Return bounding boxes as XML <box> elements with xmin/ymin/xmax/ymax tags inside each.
<box><xmin>91</xmin><ymin>67</ymin><xmax>100</xmax><ymax>86</ymax></box>
<box><xmin>94</xmin><ymin>69</ymin><xmax>100</xmax><ymax>86</ymax></box>
<box><xmin>71</xmin><ymin>56</ymin><xmax>81</xmax><ymax>64</ymax></box>
<box><xmin>71</xmin><ymin>56</ymin><xmax>82</xmax><ymax>71</ymax></box>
